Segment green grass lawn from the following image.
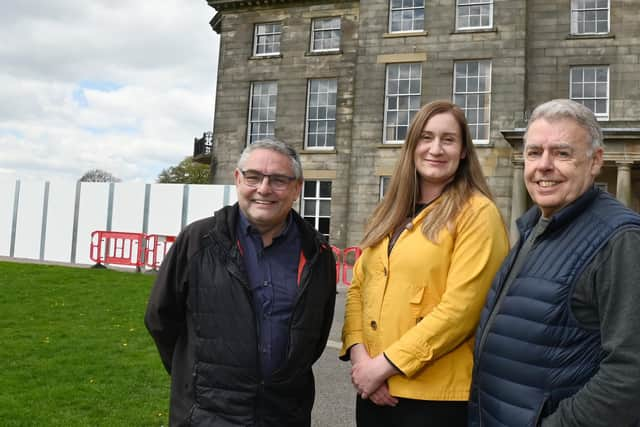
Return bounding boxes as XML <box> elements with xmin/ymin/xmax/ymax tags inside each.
<box><xmin>0</xmin><ymin>261</ymin><xmax>170</xmax><ymax>426</ymax></box>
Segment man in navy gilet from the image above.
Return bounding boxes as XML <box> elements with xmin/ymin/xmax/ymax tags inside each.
<box><xmin>469</xmin><ymin>99</ymin><xmax>640</xmax><ymax>427</ymax></box>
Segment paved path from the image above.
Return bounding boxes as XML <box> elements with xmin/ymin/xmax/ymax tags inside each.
<box><xmin>311</xmin><ymin>285</ymin><xmax>356</xmax><ymax>426</ymax></box>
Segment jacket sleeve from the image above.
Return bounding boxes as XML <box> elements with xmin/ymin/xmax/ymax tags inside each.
<box><xmin>541</xmin><ymin>230</ymin><xmax>640</xmax><ymax>427</ymax></box>
<box><xmin>385</xmin><ymin>200</ymin><xmax>509</xmax><ymax>376</ymax></box>
<box><xmin>339</xmin><ymin>251</ymin><xmax>366</xmax><ymax>360</ymax></box>
<box><xmin>314</xmin><ymin>247</ymin><xmax>337</xmax><ymax>362</ymax></box>
<box><xmin>144</xmin><ymin>230</ymin><xmax>190</xmax><ymax>374</ymax></box>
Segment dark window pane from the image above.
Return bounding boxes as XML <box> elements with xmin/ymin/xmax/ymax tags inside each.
<box><xmin>318</xmin><ymin>218</ymin><xmax>331</xmax><ymax>235</ymax></box>
<box><xmin>304</xmin><ymin>181</ymin><xmax>316</xmax><ymax>197</ymax></box>
<box><xmin>319</xmin><ymin>181</ymin><xmax>332</xmax><ymax>197</ymax></box>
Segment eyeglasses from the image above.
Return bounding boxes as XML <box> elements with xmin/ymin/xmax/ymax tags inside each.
<box><xmin>240</xmin><ymin>169</ymin><xmax>296</xmax><ymax>190</ymax></box>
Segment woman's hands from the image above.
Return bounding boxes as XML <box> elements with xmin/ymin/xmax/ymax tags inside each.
<box><xmin>368</xmin><ymin>382</ymin><xmax>398</xmax><ymax>406</ymax></box>
<box><xmin>349</xmin><ymin>344</ymin><xmax>399</xmax><ymax>407</ymax></box>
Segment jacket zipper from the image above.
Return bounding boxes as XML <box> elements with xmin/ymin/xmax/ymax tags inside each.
<box><xmin>272</xmin><ymin>247</ymin><xmax>321</xmax><ymax>378</ymax></box>
<box><xmin>473</xmin><ymin>234</ymin><xmax>536</xmax><ymax>427</ymax></box>
<box><xmin>223</xmin><ymin>240</ymin><xmax>263</xmax><ymax>421</ymax></box>
<box><xmin>473</xmin><ymin>273</ymin><xmax>512</xmax><ymax>427</ymax></box>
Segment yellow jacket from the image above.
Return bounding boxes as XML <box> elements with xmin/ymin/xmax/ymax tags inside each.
<box><xmin>340</xmin><ymin>194</ymin><xmax>509</xmax><ymax>401</ymax></box>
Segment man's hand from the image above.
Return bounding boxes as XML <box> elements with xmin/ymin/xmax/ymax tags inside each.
<box><xmin>351</xmin><ymin>354</ymin><xmax>398</xmax><ymax>399</ymax></box>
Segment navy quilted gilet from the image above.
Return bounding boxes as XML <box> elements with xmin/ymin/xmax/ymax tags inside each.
<box><xmin>469</xmin><ymin>188</ymin><xmax>640</xmax><ymax>427</ymax></box>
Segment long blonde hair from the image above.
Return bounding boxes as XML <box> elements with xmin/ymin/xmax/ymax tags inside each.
<box><xmin>360</xmin><ymin>100</ymin><xmax>493</xmax><ymax>248</ymax></box>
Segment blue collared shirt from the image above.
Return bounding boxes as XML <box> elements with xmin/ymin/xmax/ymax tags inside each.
<box><xmin>236</xmin><ymin>211</ymin><xmax>302</xmax><ymax>380</ymax></box>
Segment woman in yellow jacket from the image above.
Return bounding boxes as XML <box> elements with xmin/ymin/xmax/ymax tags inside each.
<box><xmin>340</xmin><ymin>100</ymin><xmax>509</xmax><ymax>426</ymax></box>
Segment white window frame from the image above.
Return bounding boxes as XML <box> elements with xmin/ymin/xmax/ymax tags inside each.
<box><xmin>571</xmin><ymin>0</ymin><xmax>610</xmax><ymax>35</ymax></box>
<box><xmin>305</xmin><ymin>79</ymin><xmax>338</xmax><ymax>150</ymax></box>
<box><xmin>388</xmin><ymin>0</ymin><xmax>425</xmax><ymax>33</ymax></box>
<box><xmin>247</xmin><ymin>81</ymin><xmax>277</xmax><ymax>145</ymax></box>
<box><xmin>379</xmin><ymin>176</ymin><xmax>391</xmax><ymax>201</ymax></box>
<box><xmin>310</xmin><ymin>17</ymin><xmax>341</xmax><ymax>52</ymax></box>
<box><xmin>570</xmin><ymin>65</ymin><xmax>609</xmax><ymax>120</ymax></box>
<box><xmin>453</xmin><ymin>60</ymin><xmax>492</xmax><ymax>145</ymax></box>
<box><xmin>253</xmin><ymin>22</ymin><xmax>281</xmax><ymax>56</ymax></box>
<box><xmin>301</xmin><ymin>180</ymin><xmax>332</xmax><ymax>238</ymax></box>
<box><xmin>455</xmin><ymin>0</ymin><xmax>493</xmax><ymax>30</ymax></box>
<box><xmin>383</xmin><ymin>63</ymin><xmax>422</xmax><ymax>144</ymax></box>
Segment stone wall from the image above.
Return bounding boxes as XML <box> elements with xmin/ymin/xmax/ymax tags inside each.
<box><xmin>345</xmin><ymin>0</ymin><xmax>527</xmax><ymax>244</ymax></box>
<box><xmin>211</xmin><ymin>1</ymin><xmax>359</xmax><ymax>246</ymax></box>
<box><xmin>208</xmin><ymin>0</ymin><xmax>640</xmax><ymax>247</ymax></box>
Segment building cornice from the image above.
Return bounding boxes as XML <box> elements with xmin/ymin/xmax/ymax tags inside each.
<box><xmin>501</xmin><ymin>127</ymin><xmax>640</xmax><ymax>163</ymax></box>
<box><xmin>502</xmin><ymin>127</ymin><xmax>640</xmax><ymax>148</ymax></box>
<box><xmin>210</xmin><ymin>12</ymin><xmax>223</xmax><ymax>33</ymax></box>
<box><xmin>207</xmin><ymin>0</ymin><xmax>355</xmax><ymax>11</ymax></box>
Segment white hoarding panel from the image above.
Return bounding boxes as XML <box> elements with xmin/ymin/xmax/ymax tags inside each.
<box><xmin>75</xmin><ymin>183</ymin><xmax>109</xmax><ymax>265</ymax></box>
<box><xmin>227</xmin><ymin>187</ymin><xmax>238</xmax><ymax>205</ymax></box>
<box><xmin>111</xmin><ymin>183</ymin><xmax>145</xmax><ymax>233</ymax></box>
<box><xmin>186</xmin><ymin>184</ymin><xmax>226</xmax><ymax>225</ymax></box>
<box><xmin>0</xmin><ymin>178</ymin><xmax>17</xmax><ymax>256</ymax></box>
<box><xmin>13</xmin><ymin>181</ymin><xmax>45</xmax><ymax>259</ymax></box>
<box><xmin>147</xmin><ymin>184</ymin><xmax>183</xmax><ymax>237</ymax></box>
<box><xmin>44</xmin><ymin>180</ymin><xmax>77</xmax><ymax>263</ymax></box>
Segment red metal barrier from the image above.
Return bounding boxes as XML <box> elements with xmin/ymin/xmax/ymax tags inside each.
<box><xmin>90</xmin><ymin>231</ymin><xmax>146</xmax><ymax>267</ymax></box>
<box><xmin>331</xmin><ymin>245</ymin><xmax>342</xmax><ymax>282</ymax></box>
<box><xmin>341</xmin><ymin>246</ymin><xmax>362</xmax><ymax>286</ymax></box>
<box><xmin>91</xmin><ymin>230</ymin><xmax>358</xmax><ymax>276</ymax></box>
<box><xmin>145</xmin><ymin>234</ymin><xmax>176</xmax><ymax>270</ymax></box>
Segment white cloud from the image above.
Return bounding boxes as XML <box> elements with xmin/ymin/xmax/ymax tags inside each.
<box><xmin>0</xmin><ymin>0</ymin><xmax>219</xmax><ymax>182</ymax></box>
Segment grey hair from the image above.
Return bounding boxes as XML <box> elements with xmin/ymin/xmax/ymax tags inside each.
<box><xmin>524</xmin><ymin>99</ymin><xmax>604</xmax><ymax>152</ymax></box>
<box><xmin>237</xmin><ymin>139</ymin><xmax>303</xmax><ymax>180</ymax></box>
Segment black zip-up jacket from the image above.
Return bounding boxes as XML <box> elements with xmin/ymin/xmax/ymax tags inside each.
<box><xmin>145</xmin><ymin>205</ymin><xmax>336</xmax><ymax>426</ymax></box>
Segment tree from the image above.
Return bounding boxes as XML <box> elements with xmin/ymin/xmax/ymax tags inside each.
<box><xmin>157</xmin><ymin>157</ymin><xmax>210</xmax><ymax>184</ymax></box>
<box><xmin>79</xmin><ymin>169</ymin><xmax>121</xmax><ymax>182</ymax></box>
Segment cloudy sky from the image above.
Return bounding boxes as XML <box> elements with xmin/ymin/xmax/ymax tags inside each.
<box><xmin>0</xmin><ymin>1</ymin><xmax>219</xmax><ymax>183</ymax></box>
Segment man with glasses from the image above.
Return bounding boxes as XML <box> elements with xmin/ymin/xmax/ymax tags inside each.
<box><xmin>145</xmin><ymin>139</ymin><xmax>336</xmax><ymax>426</ymax></box>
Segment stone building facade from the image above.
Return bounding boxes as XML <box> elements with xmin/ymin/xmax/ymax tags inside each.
<box><xmin>203</xmin><ymin>0</ymin><xmax>640</xmax><ymax>248</ymax></box>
